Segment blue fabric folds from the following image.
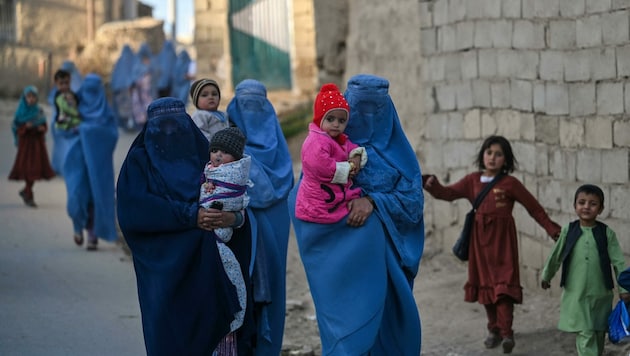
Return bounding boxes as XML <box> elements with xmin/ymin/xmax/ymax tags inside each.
<box><xmin>609</xmin><ymin>300</ymin><xmax>630</xmax><ymax>344</ymax></box>
<box><xmin>63</xmin><ymin>73</ymin><xmax>119</xmax><ymax>241</ymax></box>
<box><xmin>171</xmin><ymin>50</ymin><xmax>192</xmax><ymax>104</ymax></box>
<box><xmin>155</xmin><ymin>40</ymin><xmax>177</xmax><ymax>92</ymax></box>
<box><xmin>116</xmin><ymin>97</ymin><xmax>240</xmax><ymax>356</ymax></box>
<box><xmin>289</xmin><ymin>74</ymin><xmax>424</xmax><ymax>355</ymax></box>
<box><xmin>226</xmin><ymin>79</ymin><xmax>294</xmax><ymax>356</ymax></box>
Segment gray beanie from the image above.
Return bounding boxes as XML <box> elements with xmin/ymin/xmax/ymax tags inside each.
<box><xmin>210</xmin><ymin>127</ymin><xmax>246</xmax><ymax>160</ymax></box>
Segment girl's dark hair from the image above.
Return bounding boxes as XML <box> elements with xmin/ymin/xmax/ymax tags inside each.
<box><xmin>54</xmin><ymin>69</ymin><xmax>70</xmax><ymax>81</ymax></box>
<box><xmin>574</xmin><ymin>184</ymin><xmax>605</xmax><ymax>205</ymax></box>
<box><xmin>474</xmin><ymin>135</ymin><xmax>517</xmax><ymax>173</ymax></box>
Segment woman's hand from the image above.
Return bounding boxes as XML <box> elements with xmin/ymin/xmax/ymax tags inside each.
<box><xmin>197</xmin><ymin>208</ymin><xmax>237</xmax><ymax>230</ymax></box>
<box><xmin>346</xmin><ymin>197</ymin><xmax>374</xmax><ymax>227</ymax></box>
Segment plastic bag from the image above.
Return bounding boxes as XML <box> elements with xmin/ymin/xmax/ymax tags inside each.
<box><xmin>608</xmin><ymin>300</ymin><xmax>630</xmax><ymax>344</ymax></box>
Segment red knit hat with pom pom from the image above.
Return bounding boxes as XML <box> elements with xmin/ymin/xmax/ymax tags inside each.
<box><xmin>313</xmin><ymin>83</ymin><xmax>349</xmax><ymax>128</ymax></box>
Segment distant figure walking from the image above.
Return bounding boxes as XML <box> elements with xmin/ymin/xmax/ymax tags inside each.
<box><xmin>9</xmin><ymin>85</ymin><xmax>55</xmax><ymax>207</ymax></box>
<box><xmin>110</xmin><ymin>45</ymin><xmax>136</xmax><ymax>129</ymax></box>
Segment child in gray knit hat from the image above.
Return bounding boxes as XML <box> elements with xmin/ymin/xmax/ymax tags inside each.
<box><xmin>190</xmin><ymin>78</ymin><xmax>230</xmax><ymax>142</ymax></box>
<box><xmin>199</xmin><ymin>126</ymin><xmax>252</xmax><ymax>242</ymax></box>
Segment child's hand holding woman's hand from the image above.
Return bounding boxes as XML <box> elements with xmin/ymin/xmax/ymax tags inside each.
<box><xmin>348</xmin><ymin>156</ymin><xmax>361</xmax><ymax>176</ymax></box>
<box><xmin>620</xmin><ymin>293</ymin><xmax>630</xmax><ymax>303</ymax></box>
<box><xmin>422</xmin><ymin>174</ymin><xmax>436</xmax><ymax>189</ymax></box>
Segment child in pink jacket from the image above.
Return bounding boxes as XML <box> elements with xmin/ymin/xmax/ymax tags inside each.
<box><xmin>295</xmin><ymin>83</ymin><xmax>367</xmax><ymax>223</ymax></box>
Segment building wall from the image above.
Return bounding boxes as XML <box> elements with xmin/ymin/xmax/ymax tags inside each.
<box><xmin>339</xmin><ymin>0</ymin><xmax>630</xmax><ymax>291</ymax></box>
<box><xmin>193</xmin><ymin>0</ymin><xmax>317</xmax><ymax>98</ymax></box>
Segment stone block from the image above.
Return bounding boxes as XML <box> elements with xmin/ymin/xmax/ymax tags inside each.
<box><xmin>434</xmin><ymin>0</ymin><xmax>449</xmax><ymax>26</ymax></box>
<box><xmin>515</xmin><ymin>51</ymin><xmax>539</xmax><ymax>79</ymax></box>
<box><xmin>503</xmin><ymin>0</ymin><xmax>522</xmax><ymax>17</ymax></box>
<box><xmin>443</xmin><ymin>54</ymin><xmax>460</xmax><ymax>81</ymax></box>
<box><xmin>448</xmin><ymin>0</ymin><xmax>467</xmax><ymax>23</ymax></box>
<box><xmin>468</xmin><ymin>0</ymin><xmax>501</xmax><ymax>19</ymax></box>
<box><xmin>576</xmin><ymin>149</ymin><xmax>602</xmax><ymax>182</ymax></box>
<box><xmin>456</xmin><ymin>81</ymin><xmax>473</xmax><ymax>110</ymax></box>
<box><xmin>419</xmin><ymin>1</ymin><xmax>433</xmax><ymax>28</ymax></box>
<box><xmin>610</xmin><ymin>186</ymin><xmax>630</xmax><ymax>220</ymax></box>
<box><xmin>497</xmin><ymin>49</ymin><xmax>516</xmax><ymax>77</ymax></box>
<box><xmin>523</xmin><ymin>0</ymin><xmax>560</xmax><ymax>18</ymax></box>
<box><xmin>425</xmin><ymin>113</ymin><xmax>450</xmax><ymax>140</ymax></box>
<box><xmin>491</xmin><ymin>81</ymin><xmax>511</xmax><ymax>108</ymax></box>
<box><xmin>481</xmin><ymin>110</ymin><xmax>499</xmax><ymax>136</ymax></box>
<box><xmin>550</xmin><ymin>148</ymin><xmax>577</xmax><ymax>181</ymax></box>
<box><xmin>436</xmin><ymin>83</ymin><xmax>457</xmax><ymax>111</ymax></box>
<box><xmin>576</xmin><ymin>15</ymin><xmax>602</xmax><ymax>48</ymax></box>
<box><xmin>447</xmin><ymin>112</ymin><xmax>465</xmax><ymax>139</ymax></box>
<box><xmin>559</xmin><ymin>117</ymin><xmax>585</xmax><ymax>148</ymax></box>
<box><xmin>456</xmin><ymin>22</ymin><xmax>475</xmax><ymax>50</ymax></box>
<box><xmin>613</xmin><ymin>0</ymin><xmax>630</xmax><ymax>10</ymax></box>
<box><xmin>560</xmin><ymin>0</ymin><xmax>586</xmax><ymax>16</ymax></box>
<box><xmin>521</xmin><ymin>113</ymin><xmax>536</xmax><ymax>141</ymax></box>
<box><xmin>492</xmin><ymin>20</ymin><xmax>514</xmax><ymax>47</ymax></box>
<box><xmin>421</xmin><ymin>28</ymin><xmax>437</xmax><ymax>56</ymax></box>
<box><xmin>472</xmin><ymin>79</ymin><xmax>491</xmax><ymax>107</ymax></box>
<box><xmin>510</xmin><ymin>79</ymin><xmax>533</xmax><ymax>111</ymax></box>
<box><xmin>591</xmin><ymin>48</ymin><xmax>616</xmax><ymax>81</ymax></box>
<box><xmin>602</xmin><ymin>149</ymin><xmax>629</xmax><ymax>183</ymax></box>
<box><xmin>545</xmin><ymin>83</ymin><xmax>570</xmax><ymax>115</ymax></box>
<box><xmin>427</xmin><ymin>56</ymin><xmax>446</xmax><ymax>82</ymax></box>
<box><xmin>460</xmin><ymin>50</ymin><xmax>478</xmax><ymax>80</ymax></box>
<box><xmin>514</xmin><ymin>141</ymin><xmax>537</xmax><ymax>173</ymax></box>
<box><xmin>536</xmin><ymin>115</ymin><xmax>560</xmax><ymax>145</ymax></box>
<box><xmin>586</xmin><ymin>0</ymin><xmax>612</xmax><ymax>13</ymax></box>
<box><xmin>613</xmin><ymin>118</ymin><xmax>630</xmax><ymax>147</ymax></box>
<box><xmin>602</xmin><ymin>10</ymin><xmax>629</xmax><ymax>45</ymax></box>
<box><xmin>513</xmin><ymin>20</ymin><xmax>546</xmax><ymax>49</ymax></box>
<box><xmin>438</xmin><ymin>24</ymin><xmax>457</xmax><ymax>52</ymax></box>
<box><xmin>479</xmin><ymin>49</ymin><xmax>498</xmax><ymax>77</ymax></box>
<box><xmin>617</xmin><ymin>45</ymin><xmax>630</xmax><ymax>77</ymax></box>
<box><xmin>535</xmin><ymin>143</ymin><xmax>550</xmax><ymax>176</ymax></box>
<box><xmin>474</xmin><ymin>20</ymin><xmax>494</xmax><ymax>48</ymax></box>
<box><xmin>533</xmin><ymin>82</ymin><xmax>546</xmax><ymax>112</ymax></box>
<box><xmin>568</xmin><ymin>83</ymin><xmax>596</xmax><ymax>117</ymax></box>
<box><xmin>540</xmin><ymin>51</ymin><xmax>564</xmax><ymax>81</ymax></box>
<box><xmin>520</xmin><ymin>235</ymin><xmax>543</xmax><ymax>272</ymax></box>
<box><xmin>549</xmin><ymin>20</ymin><xmax>576</xmax><ymax>49</ymax></box>
<box><xmin>495</xmin><ymin>110</ymin><xmax>522</xmax><ymax>140</ymax></box>
<box><xmin>585</xmin><ymin>116</ymin><xmax>614</xmax><ymax>149</ymax></box>
<box><xmin>463</xmin><ymin>109</ymin><xmax>482</xmax><ymax>139</ymax></box>
<box><xmin>564</xmin><ymin>49</ymin><xmax>590</xmax><ymax>82</ymax></box>
<box><xmin>597</xmin><ymin>82</ymin><xmax>624</xmax><ymax>115</ymax></box>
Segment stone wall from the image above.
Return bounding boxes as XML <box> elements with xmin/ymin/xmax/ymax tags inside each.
<box><xmin>339</xmin><ymin>0</ymin><xmax>630</xmax><ymax>290</ymax></box>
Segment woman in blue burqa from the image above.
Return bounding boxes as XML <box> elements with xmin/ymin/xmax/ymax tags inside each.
<box><xmin>49</xmin><ymin>60</ymin><xmax>84</xmax><ymax>174</ymax></box>
<box><xmin>288</xmin><ymin>74</ymin><xmax>425</xmax><ymax>355</ymax></box>
<box><xmin>63</xmin><ymin>73</ymin><xmax>119</xmax><ymax>250</ymax></box>
<box><xmin>116</xmin><ymin>97</ymin><xmax>256</xmax><ymax>355</ymax></box>
<box><xmin>155</xmin><ymin>40</ymin><xmax>177</xmax><ymax>98</ymax></box>
<box><xmin>226</xmin><ymin>79</ymin><xmax>294</xmax><ymax>356</ymax></box>
<box><xmin>110</xmin><ymin>44</ymin><xmax>136</xmax><ymax>129</ymax></box>
<box><xmin>129</xmin><ymin>43</ymin><xmax>156</xmax><ymax>129</ymax></box>
<box><xmin>170</xmin><ymin>49</ymin><xmax>193</xmax><ymax>105</ymax></box>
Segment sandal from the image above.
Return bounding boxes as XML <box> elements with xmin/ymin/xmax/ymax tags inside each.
<box><xmin>484</xmin><ymin>332</ymin><xmax>501</xmax><ymax>349</ymax></box>
<box><xmin>73</xmin><ymin>233</ymin><xmax>84</xmax><ymax>246</ymax></box>
<box><xmin>86</xmin><ymin>229</ymin><xmax>98</xmax><ymax>251</ymax></box>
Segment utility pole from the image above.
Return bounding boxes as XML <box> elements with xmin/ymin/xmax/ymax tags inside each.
<box><xmin>168</xmin><ymin>0</ymin><xmax>176</xmax><ymax>40</ymax></box>
<box><xmin>123</xmin><ymin>0</ymin><xmax>137</xmax><ymax>20</ymax></box>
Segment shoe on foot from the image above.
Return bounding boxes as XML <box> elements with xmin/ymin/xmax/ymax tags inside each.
<box><xmin>25</xmin><ymin>199</ymin><xmax>37</xmax><ymax>208</ymax></box>
<box><xmin>502</xmin><ymin>338</ymin><xmax>515</xmax><ymax>354</ymax></box>
<box><xmin>484</xmin><ymin>332</ymin><xmax>501</xmax><ymax>349</ymax></box>
<box><xmin>86</xmin><ymin>240</ymin><xmax>98</xmax><ymax>251</ymax></box>
<box><xmin>73</xmin><ymin>233</ymin><xmax>84</xmax><ymax>246</ymax></box>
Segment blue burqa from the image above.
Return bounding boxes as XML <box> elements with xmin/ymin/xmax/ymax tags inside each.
<box><xmin>288</xmin><ymin>74</ymin><xmax>424</xmax><ymax>355</ymax></box>
<box><xmin>227</xmin><ymin>79</ymin><xmax>294</xmax><ymax>356</ymax></box>
<box><xmin>155</xmin><ymin>40</ymin><xmax>177</xmax><ymax>94</ymax></box>
<box><xmin>117</xmin><ymin>98</ymin><xmax>245</xmax><ymax>355</ymax></box>
<box><xmin>49</xmin><ymin>61</ymin><xmax>84</xmax><ymax>175</ymax></box>
<box><xmin>171</xmin><ymin>50</ymin><xmax>192</xmax><ymax>105</ymax></box>
<box><xmin>63</xmin><ymin>73</ymin><xmax>119</xmax><ymax>241</ymax></box>
<box><xmin>110</xmin><ymin>45</ymin><xmax>136</xmax><ymax>126</ymax></box>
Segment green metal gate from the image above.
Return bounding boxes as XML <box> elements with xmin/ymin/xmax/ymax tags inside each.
<box><xmin>229</xmin><ymin>0</ymin><xmax>292</xmax><ymax>90</ymax></box>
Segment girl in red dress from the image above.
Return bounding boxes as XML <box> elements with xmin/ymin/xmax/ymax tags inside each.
<box><xmin>423</xmin><ymin>135</ymin><xmax>561</xmax><ymax>354</ymax></box>
<box><xmin>8</xmin><ymin>86</ymin><xmax>56</xmax><ymax>207</ymax></box>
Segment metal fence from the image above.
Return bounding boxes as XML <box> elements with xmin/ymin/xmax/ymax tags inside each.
<box><xmin>0</xmin><ymin>0</ymin><xmax>15</xmax><ymax>42</ymax></box>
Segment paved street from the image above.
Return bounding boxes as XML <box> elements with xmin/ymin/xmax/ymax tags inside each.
<box><xmin>0</xmin><ymin>101</ymin><xmax>145</xmax><ymax>356</ymax></box>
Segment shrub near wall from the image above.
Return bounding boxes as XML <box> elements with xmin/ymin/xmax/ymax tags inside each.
<box><xmin>418</xmin><ymin>0</ymin><xmax>630</xmax><ymax>290</ymax></box>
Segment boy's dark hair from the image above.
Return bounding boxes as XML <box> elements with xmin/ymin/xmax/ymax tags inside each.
<box><xmin>54</xmin><ymin>69</ymin><xmax>71</xmax><ymax>81</ymax></box>
<box><xmin>474</xmin><ymin>135</ymin><xmax>518</xmax><ymax>173</ymax></box>
<box><xmin>574</xmin><ymin>184</ymin><xmax>605</xmax><ymax>205</ymax></box>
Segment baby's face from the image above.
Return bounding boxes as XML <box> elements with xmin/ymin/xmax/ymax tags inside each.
<box><xmin>210</xmin><ymin>149</ymin><xmax>236</xmax><ymax>166</ymax></box>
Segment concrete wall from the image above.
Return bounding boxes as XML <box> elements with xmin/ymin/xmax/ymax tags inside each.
<box><xmin>337</xmin><ymin>0</ymin><xmax>630</xmax><ymax>291</ymax></box>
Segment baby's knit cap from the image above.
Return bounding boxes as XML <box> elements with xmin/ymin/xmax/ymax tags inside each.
<box><xmin>210</xmin><ymin>127</ymin><xmax>246</xmax><ymax>160</ymax></box>
<box><xmin>190</xmin><ymin>79</ymin><xmax>221</xmax><ymax>109</ymax></box>
<box><xmin>313</xmin><ymin>83</ymin><xmax>349</xmax><ymax>128</ymax></box>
